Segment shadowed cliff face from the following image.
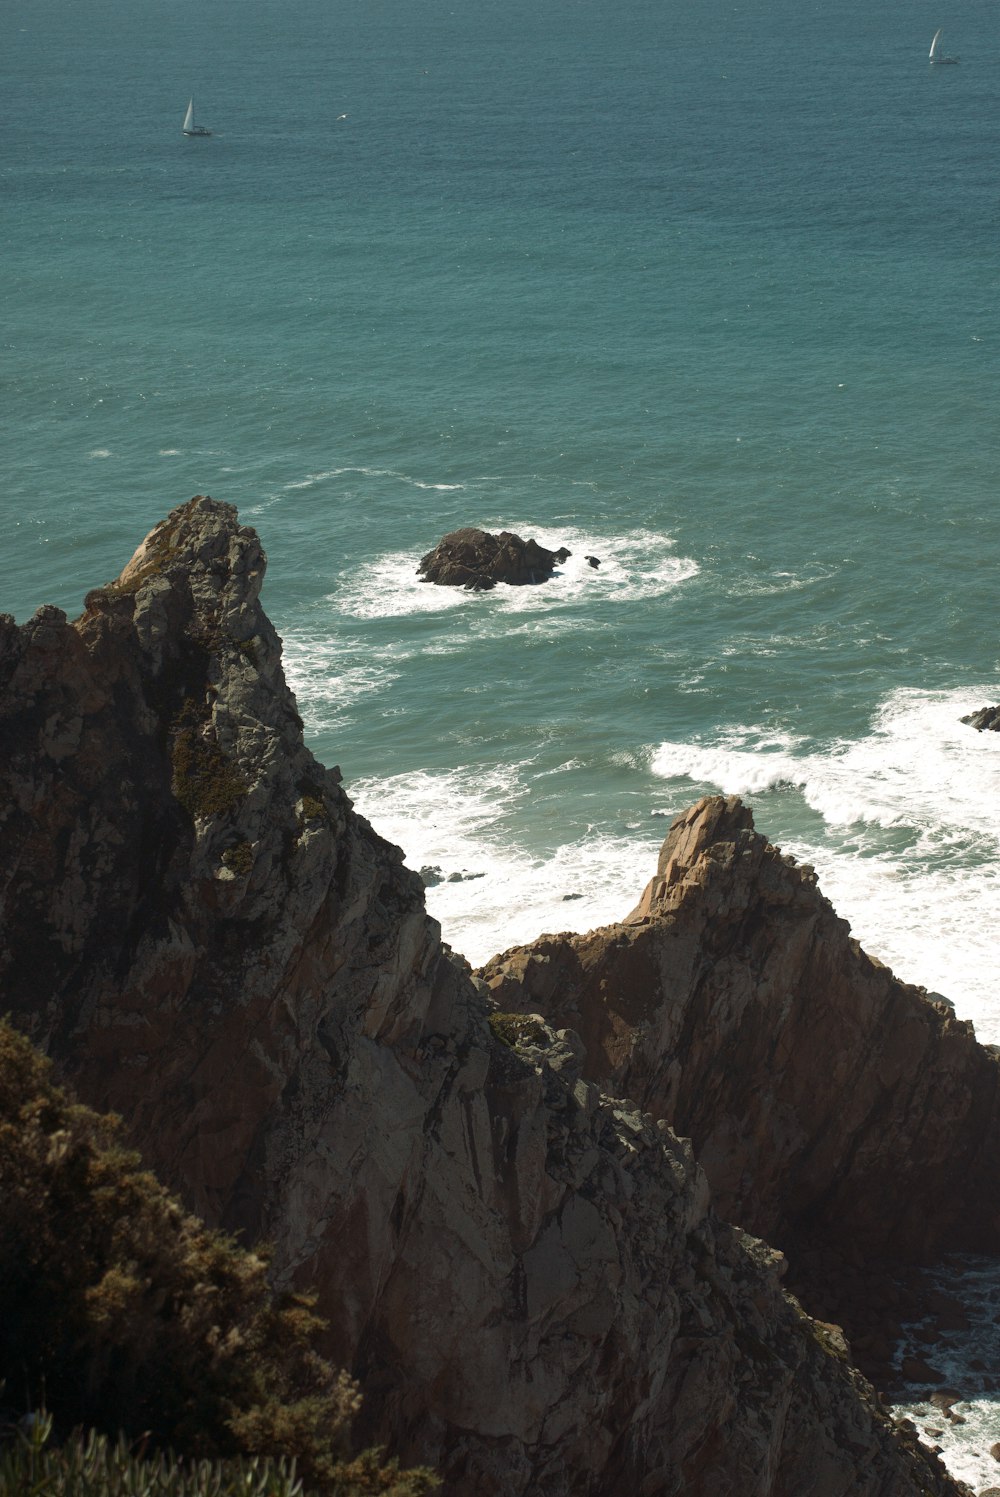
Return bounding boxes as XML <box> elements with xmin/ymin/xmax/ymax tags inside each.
<box><xmin>480</xmin><ymin>796</ymin><xmax>1000</xmax><ymax>1267</ymax></box>
<box><xmin>0</xmin><ymin>499</ymin><xmax>969</xmax><ymax>1496</ymax></box>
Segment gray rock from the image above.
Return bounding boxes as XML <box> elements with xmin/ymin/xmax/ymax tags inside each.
<box><xmin>962</xmin><ymin>705</ymin><xmax>1000</xmax><ymax>732</ymax></box>
<box><xmin>417</xmin><ymin>527</ymin><xmax>567</xmax><ymax>589</ymax></box>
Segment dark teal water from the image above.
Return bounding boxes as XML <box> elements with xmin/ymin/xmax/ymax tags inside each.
<box><xmin>5</xmin><ymin>0</ymin><xmax>1000</xmax><ymax>1062</ymax></box>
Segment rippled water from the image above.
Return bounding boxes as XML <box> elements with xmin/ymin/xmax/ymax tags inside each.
<box><xmin>6</xmin><ymin>0</ymin><xmax>1000</xmax><ymax>1475</ymax></box>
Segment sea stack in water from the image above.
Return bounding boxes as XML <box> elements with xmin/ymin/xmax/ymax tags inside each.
<box><xmin>961</xmin><ymin>704</ymin><xmax>1000</xmax><ymax>732</ymax></box>
<box><xmin>417</xmin><ymin>527</ymin><xmax>568</xmax><ymax>589</ymax></box>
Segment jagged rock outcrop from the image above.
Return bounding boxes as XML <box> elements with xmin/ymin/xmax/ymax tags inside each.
<box><xmin>417</xmin><ymin>527</ymin><xmax>568</xmax><ymax>589</ymax></box>
<box><xmin>0</xmin><ymin>499</ymin><xmax>969</xmax><ymax>1495</ymax></box>
<box><xmin>479</xmin><ymin>797</ymin><xmax>1000</xmax><ymax>1368</ymax></box>
<box><xmin>961</xmin><ymin>704</ymin><xmax>1000</xmax><ymax>731</ymax></box>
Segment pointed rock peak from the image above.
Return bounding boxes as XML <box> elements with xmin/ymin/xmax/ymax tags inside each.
<box><xmin>115</xmin><ymin>495</ymin><xmax>265</xmax><ymax>604</ymax></box>
<box><xmin>79</xmin><ymin>497</ymin><xmax>272</xmax><ymax>679</ymax></box>
<box><xmin>656</xmin><ymin>794</ymin><xmax>756</xmax><ymax>880</ymax></box>
<box><xmin>626</xmin><ymin>795</ymin><xmax>759</xmax><ymax>922</ymax></box>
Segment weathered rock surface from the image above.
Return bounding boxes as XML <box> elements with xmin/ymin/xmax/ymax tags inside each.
<box><xmin>961</xmin><ymin>704</ymin><xmax>1000</xmax><ymax>732</ymax></box>
<box><xmin>417</xmin><ymin>527</ymin><xmax>567</xmax><ymax>589</ymax></box>
<box><xmin>479</xmin><ymin>796</ymin><xmax>1000</xmax><ymax>1370</ymax></box>
<box><xmin>0</xmin><ymin>500</ymin><xmax>969</xmax><ymax>1495</ymax></box>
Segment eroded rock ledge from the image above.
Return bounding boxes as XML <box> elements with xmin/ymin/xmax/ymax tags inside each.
<box><xmin>0</xmin><ymin>499</ymin><xmax>969</xmax><ymax>1496</ymax></box>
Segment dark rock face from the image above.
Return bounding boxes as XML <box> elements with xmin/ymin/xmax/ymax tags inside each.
<box><xmin>417</xmin><ymin>528</ymin><xmax>566</xmax><ymax>589</ymax></box>
<box><xmin>0</xmin><ymin>501</ymin><xmax>970</xmax><ymax>1497</ymax></box>
<box><xmin>961</xmin><ymin>705</ymin><xmax>1000</xmax><ymax>732</ymax></box>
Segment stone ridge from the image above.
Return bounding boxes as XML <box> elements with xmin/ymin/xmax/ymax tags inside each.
<box><xmin>479</xmin><ymin>796</ymin><xmax>1000</xmax><ymax>1356</ymax></box>
<box><xmin>0</xmin><ymin>498</ymin><xmax>968</xmax><ymax>1495</ymax></box>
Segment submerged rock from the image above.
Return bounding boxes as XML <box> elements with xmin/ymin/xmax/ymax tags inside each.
<box><xmin>417</xmin><ymin>527</ymin><xmax>567</xmax><ymax>589</ymax></box>
<box><xmin>961</xmin><ymin>704</ymin><xmax>1000</xmax><ymax>732</ymax></box>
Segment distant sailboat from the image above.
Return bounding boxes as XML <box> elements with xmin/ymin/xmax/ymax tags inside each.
<box><xmin>929</xmin><ymin>29</ymin><xmax>959</xmax><ymax>64</ymax></box>
<box><xmin>182</xmin><ymin>98</ymin><xmax>212</xmax><ymax>136</ymax></box>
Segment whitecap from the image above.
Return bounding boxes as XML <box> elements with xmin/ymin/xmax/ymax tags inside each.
<box><xmin>282</xmin><ymin>632</ymin><xmax>400</xmax><ymax>726</ymax></box>
<box><xmin>349</xmin><ymin>763</ymin><xmax>658</xmax><ymax>967</ymax></box>
<box><xmin>650</xmin><ymin>689</ymin><xmax>1000</xmax><ymax>1038</ymax></box>
<box><xmin>332</xmin><ymin>525</ymin><xmax>698</xmax><ymax>621</ymax></box>
<box><xmin>650</xmin><ymin>735</ymin><xmax>807</xmax><ymax>796</ymax></box>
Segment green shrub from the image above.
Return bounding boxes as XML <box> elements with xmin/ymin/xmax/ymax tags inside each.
<box><xmin>0</xmin><ymin>1417</ymin><xmax>305</xmax><ymax>1495</ymax></box>
<box><xmin>0</xmin><ymin>1422</ymin><xmax>439</xmax><ymax>1497</ymax></box>
<box><xmin>0</xmin><ymin>1023</ymin><xmax>438</xmax><ymax>1495</ymax></box>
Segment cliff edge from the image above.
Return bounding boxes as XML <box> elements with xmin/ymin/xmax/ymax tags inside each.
<box><xmin>0</xmin><ymin>498</ymin><xmax>969</xmax><ymax>1495</ymax></box>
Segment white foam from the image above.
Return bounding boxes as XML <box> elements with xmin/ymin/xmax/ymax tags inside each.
<box><xmin>282</xmin><ymin>632</ymin><xmax>400</xmax><ymax>724</ymax></box>
<box><xmin>87</xmin><ymin>448</ymin><xmax>112</xmax><ymax>459</ymax></box>
<box><xmin>281</xmin><ymin>464</ymin><xmax>407</xmax><ymax>493</ymax></box>
<box><xmin>892</xmin><ymin>1256</ymin><xmax>1000</xmax><ymax>1492</ymax></box>
<box><xmin>349</xmin><ymin>764</ymin><xmax>658</xmax><ymax>967</ymax></box>
<box><xmin>650</xmin><ymin>688</ymin><xmax>1000</xmax><ymax>1039</ymax></box>
<box><xmin>725</xmin><ymin>562</ymin><xmax>839</xmax><ymax>597</ymax></box>
<box><xmin>333</xmin><ymin>525</ymin><xmax>698</xmax><ymax>621</ymax></box>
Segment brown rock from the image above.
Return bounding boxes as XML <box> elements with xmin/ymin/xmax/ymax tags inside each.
<box><xmin>417</xmin><ymin>527</ymin><xmax>567</xmax><ymax>589</ymax></box>
<box><xmin>479</xmin><ymin>796</ymin><xmax>1000</xmax><ymax>1274</ymax></box>
<box><xmin>901</xmin><ymin>1357</ymin><xmax>946</xmax><ymax>1385</ymax></box>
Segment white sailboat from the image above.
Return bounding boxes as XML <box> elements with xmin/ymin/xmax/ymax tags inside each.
<box><xmin>182</xmin><ymin>98</ymin><xmax>212</xmax><ymax>136</ymax></box>
<box><xmin>928</xmin><ymin>29</ymin><xmax>959</xmax><ymax>64</ymax></box>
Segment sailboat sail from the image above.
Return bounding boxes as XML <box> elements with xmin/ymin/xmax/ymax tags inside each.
<box><xmin>182</xmin><ymin>98</ymin><xmax>211</xmax><ymax>135</ymax></box>
<box><xmin>928</xmin><ymin>29</ymin><xmax>958</xmax><ymax>63</ymax></box>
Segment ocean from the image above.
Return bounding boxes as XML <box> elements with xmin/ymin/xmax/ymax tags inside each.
<box><xmin>4</xmin><ymin>0</ymin><xmax>1000</xmax><ymax>1477</ymax></box>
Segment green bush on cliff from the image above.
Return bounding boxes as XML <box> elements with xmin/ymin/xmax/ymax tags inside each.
<box><xmin>0</xmin><ymin>1418</ymin><xmax>304</xmax><ymax>1496</ymax></box>
<box><xmin>0</xmin><ymin>1419</ymin><xmax>438</xmax><ymax>1497</ymax></box>
<box><xmin>0</xmin><ymin>1021</ymin><xmax>437</xmax><ymax>1496</ymax></box>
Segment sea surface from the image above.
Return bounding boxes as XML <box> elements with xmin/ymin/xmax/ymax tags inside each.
<box><xmin>4</xmin><ymin>0</ymin><xmax>1000</xmax><ymax>1479</ymax></box>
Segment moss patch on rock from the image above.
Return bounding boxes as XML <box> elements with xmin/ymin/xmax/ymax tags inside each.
<box><xmin>171</xmin><ymin>700</ymin><xmax>248</xmax><ymax>820</ymax></box>
<box><xmin>488</xmin><ymin>1012</ymin><xmax>547</xmax><ymax>1049</ymax></box>
<box><xmin>222</xmin><ymin>841</ymin><xmax>255</xmax><ymax>877</ymax></box>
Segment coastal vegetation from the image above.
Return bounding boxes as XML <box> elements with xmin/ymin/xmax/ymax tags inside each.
<box><xmin>0</xmin><ymin>1021</ymin><xmax>437</xmax><ymax>1496</ymax></box>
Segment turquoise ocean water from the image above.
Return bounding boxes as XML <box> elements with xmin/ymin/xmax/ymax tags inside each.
<box><xmin>7</xmin><ymin>0</ymin><xmax>1000</xmax><ymax>1020</ymax></box>
<box><xmin>5</xmin><ymin>0</ymin><xmax>1000</xmax><ymax>1477</ymax></box>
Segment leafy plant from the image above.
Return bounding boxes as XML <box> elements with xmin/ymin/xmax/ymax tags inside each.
<box><xmin>0</xmin><ymin>1022</ymin><xmax>437</xmax><ymax>1495</ymax></box>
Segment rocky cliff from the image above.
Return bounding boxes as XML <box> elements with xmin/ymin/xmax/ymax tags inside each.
<box><xmin>0</xmin><ymin>498</ymin><xmax>970</xmax><ymax>1495</ymax></box>
<box><xmin>480</xmin><ymin>796</ymin><xmax>1000</xmax><ymax>1371</ymax></box>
